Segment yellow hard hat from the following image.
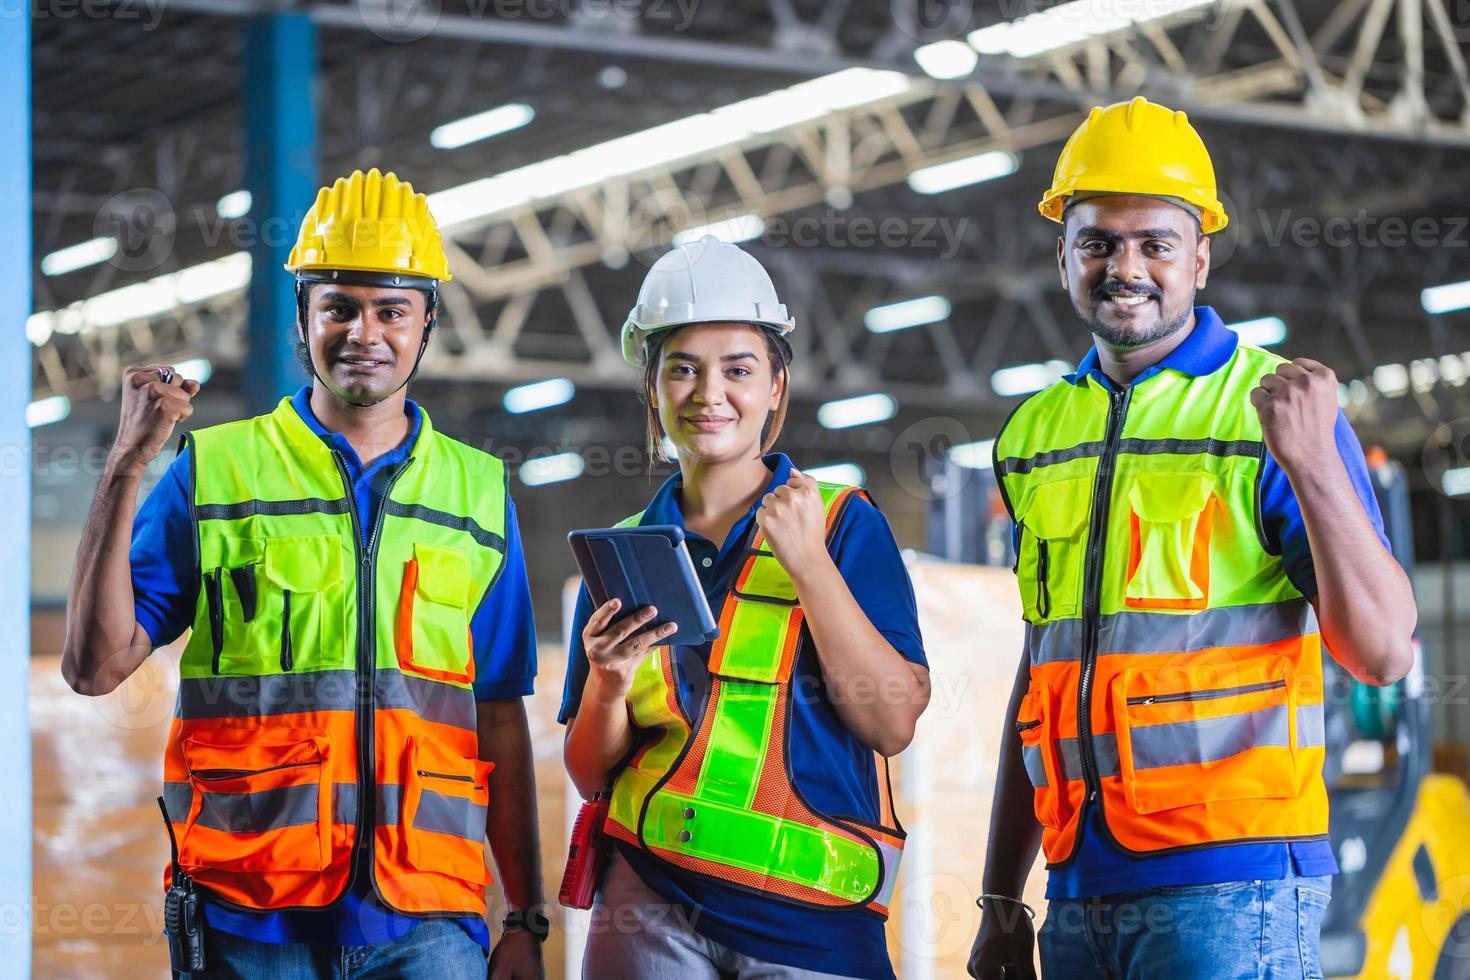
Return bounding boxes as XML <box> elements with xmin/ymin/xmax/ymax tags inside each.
<box><xmin>285</xmin><ymin>168</ymin><xmax>452</xmax><ymax>286</ymax></box>
<box><xmin>1038</xmin><ymin>96</ymin><xmax>1228</xmax><ymax>234</ymax></box>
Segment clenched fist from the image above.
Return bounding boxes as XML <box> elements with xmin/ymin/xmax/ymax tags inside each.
<box><xmin>1250</xmin><ymin>357</ymin><xmax>1338</xmax><ymax>475</ymax></box>
<box><xmin>112</xmin><ymin>364</ymin><xmax>201</xmax><ymax>473</ymax></box>
<box><xmin>753</xmin><ymin>468</ymin><xmax>829</xmax><ymax>575</ymax></box>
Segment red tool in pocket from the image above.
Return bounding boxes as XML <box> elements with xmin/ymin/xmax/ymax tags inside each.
<box><xmin>559</xmin><ymin>793</ymin><xmax>611</xmax><ymax>910</ymax></box>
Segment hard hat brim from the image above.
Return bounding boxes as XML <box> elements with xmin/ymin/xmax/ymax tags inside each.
<box><xmin>292</xmin><ymin>267</ymin><xmax>444</xmax><ymax>290</ymax></box>
<box><xmin>1039</xmin><ymin>173</ymin><xmax>1228</xmax><ymax>233</ymax></box>
<box><xmin>621</xmin><ymin>309</ymin><xmax>795</xmax><ymax>365</ymax></box>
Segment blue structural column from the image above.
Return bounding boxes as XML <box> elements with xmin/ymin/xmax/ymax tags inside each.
<box><xmin>243</xmin><ymin>14</ymin><xmax>317</xmax><ymax>415</ymax></box>
<box><xmin>0</xmin><ymin>10</ymin><xmax>31</xmax><ymax>978</ymax></box>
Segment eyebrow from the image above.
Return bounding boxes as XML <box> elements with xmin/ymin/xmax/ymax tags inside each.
<box><xmin>665</xmin><ymin>351</ymin><xmax>760</xmax><ymax>364</ymax></box>
<box><xmin>1072</xmin><ymin>225</ymin><xmax>1185</xmax><ymax>242</ymax></box>
<box><xmin>318</xmin><ymin>290</ymin><xmax>414</xmax><ymax>307</ymax></box>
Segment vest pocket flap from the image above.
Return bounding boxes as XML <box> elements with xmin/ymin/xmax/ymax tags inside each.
<box><xmin>412</xmin><ymin>543</ymin><xmax>473</xmax><ymax>608</ymax></box>
<box><xmin>262</xmin><ymin>535</ymin><xmax>343</xmax><ymax>593</ymax></box>
<box><xmin>1127</xmin><ymin>471</ymin><xmax>1216</xmax><ymax>523</ymax></box>
<box><xmin>404</xmin><ymin>737</ymin><xmax>492</xmax><ymax>885</ymax></box>
<box><xmin>1020</xmin><ymin>477</ymin><xmax>1090</xmax><ymax>540</ymax></box>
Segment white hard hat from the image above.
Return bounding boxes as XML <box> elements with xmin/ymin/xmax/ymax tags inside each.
<box><xmin>622</xmin><ymin>235</ymin><xmax>795</xmax><ymax>365</ymax></box>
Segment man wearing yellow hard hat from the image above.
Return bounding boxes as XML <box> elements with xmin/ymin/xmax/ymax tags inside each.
<box><xmin>62</xmin><ymin>168</ymin><xmax>547</xmax><ymax>978</ymax></box>
<box><xmin>966</xmin><ymin>97</ymin><xmax>1416</xmax><ymax>979</ymax></box>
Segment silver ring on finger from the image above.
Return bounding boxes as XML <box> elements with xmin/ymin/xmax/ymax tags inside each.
<box><xmin>158</xmin><ymin>368</ymin><xmax>174</xmax><ymax>385</ymax></box>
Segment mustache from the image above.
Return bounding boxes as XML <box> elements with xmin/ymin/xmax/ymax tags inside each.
<box><xmin>1093</xmin><ymin>280</ymin><xmax>1161</xmax><ymax>302</ymax></box>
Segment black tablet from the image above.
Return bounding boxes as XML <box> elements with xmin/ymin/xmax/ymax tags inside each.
<box><xmin>567</xmin><ymin>525</ymin><xmax>720</xmax><ymax>648</ymax></box>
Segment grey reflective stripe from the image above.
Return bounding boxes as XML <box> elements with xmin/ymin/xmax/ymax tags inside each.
<box><xmin>195</xmin><ymin>498</ymin><xmax>350</xmax><ymax>521</ymax></box>
<box><xmin>195</xmin><ymin>783</ymin><xmax>319</xmax><ymax>833</ymax></box>
<box><xmin>1298</xmin><ymin>703</ymin><xmax>1326</xmax><ymax>747</ymax></box>
<box><xmin>873</xmin><ymin>838</ymin><xmax>903</xmax><ymax>909</ymax></box>
<box><xmin>412</xmin><ymin>787</ymin><xmax>487</xmax><ymax>841</ymax></box>
<box><xmin>384</xmin><ymin>502</ymin><xmax>506</xmax><ymax>552</ymax></box>
<box><xmin>163</xmin><ymin>781</ymin><xmax>194</xmax><ymax>822</ymax></box>
<box><xmin>176</xmin><ymin>669</ymin><xmax>476</xmax><ymax>732</ymax></box>
<box><xmin>375</xmin><ymin>670</ymin><xmax>478</xmax><ymax>732</ymax></box>
<box><xmin>1030</xmin><ymin>599</ymin><xmax>1317</xmax><ymax>665</ymax></box>
<box><xmin>1056</xmin><ymin>733</ymin><xmax>1120</xmax><ymax>781</ymax></box>
<box><xmin>997</xmin><ymin>441</ymin><xmax>1106</xmax><ymax>477</ymax></box>
<box><xmin>1022</xmin><ymin>744</ymin><xmax>1048</xmax><ymax>788</ymax></box>
<box><xmin>1116</xmin><ymin>437</ymin><xmax>1262</xmax><ymax>458</ymax></box>
<box><xmin>1130</xmin><ymin>703</ymin><xmax>1289</xmax><ymax>770</ymax></box>
<box><xmin>998</xmin><ymin>437</ymin><xmax>1263</xmax><ymax>477</ymax></box>
<box><xmin>178</xmin><ymin>670</ymin><xmax>357</xmax><ymax>719</ymax></box>
<box><xmin>376</xmin><ymin>783</ymin><xmax>402</xmax><ymax>826</ymax></box>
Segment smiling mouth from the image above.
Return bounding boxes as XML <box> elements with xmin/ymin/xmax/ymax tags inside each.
<box><xmin>686</xmin><ymin>416</ymin><xmax>733</xmax><ymax>430</ymax></box>
<box><xmin>1100</xmin><ymin>293</ymin><xmax>1156</xmax><ymax>309</ymax></box>
<box><xmin>338</xmin><ymin>356</ymin><xmax>389</xmax><ymax>368</ymax></box>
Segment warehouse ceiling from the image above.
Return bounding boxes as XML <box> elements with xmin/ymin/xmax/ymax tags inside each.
<box><xmin>28</xmin><ymin>0</ymin><xmax>1470</xmax><ymax>467</ymax></box>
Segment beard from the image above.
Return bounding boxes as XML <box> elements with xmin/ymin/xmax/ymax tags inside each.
<box><xmin>1077</xmin><ymin>287</ymin><xmax>1196</xmax><ymax>350</ymax></box>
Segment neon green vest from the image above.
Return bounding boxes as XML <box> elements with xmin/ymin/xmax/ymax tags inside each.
<box><xmin>162</xmin><ymin>397</ymin><xmax>509</xmax><ymax>914</ymax></box>
<box><xmin>603</xmin><ymin>482</ymin><xmax>905</xmax><ymax>916</ymax></box>
<box><xmin>995</xmin><ymin>339</ymin><xmax>1327</xmax><ymax>863</ymax></box>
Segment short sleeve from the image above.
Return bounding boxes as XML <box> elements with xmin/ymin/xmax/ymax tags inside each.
<box><xmin>557</xmin><ymin>584</ymin><xmax>596</xmax><ymax>725</ymax></box>
<box><xmin>1258</xmin><ymin>410</ymin><xmax>1390</xmax><ymax>600</ymax></box>
<box><xmin>131</xmin><ymin>449</ymin><xmax>201</xmax><ymax>647</ymax></box>
<box><xmin>470</xmin><ymin>497</ymin><xmax>537</xmax><ymax>701</ymax></box>
<box><xmin>828</xmin><ymin>494</ymin><xmax>927</xmax><ymax>669</ymax></box>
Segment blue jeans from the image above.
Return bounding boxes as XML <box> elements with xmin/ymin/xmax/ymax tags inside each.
<box><xmin>1038</xmin><ymin>873</ymin><xmax>1332</xmax><ymax>979</ymax></box>
<box><xmin>172</xmin><ymin>916</ymin><xmax>488</xmax><ymax>980</ymax></box>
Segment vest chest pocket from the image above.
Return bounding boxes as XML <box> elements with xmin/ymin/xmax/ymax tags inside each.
<box><xmin>1016</xmin><ymin>478</ymin><xmax>1090</xmax><ymax>623</ymax></box>
<box><xmin>1124</xmin><ymin>472</ymin><xmax>1217</xmax><ymax>611</ymax></box>
<box><xmin>210</xmin><ymin>536</ymin><xmax>347</xmax><ymax>674</ymax></box>
<box><xmin>396</xmin><ymin>543</ymin><xmax>475</xmax><ymax>684</ymax></box>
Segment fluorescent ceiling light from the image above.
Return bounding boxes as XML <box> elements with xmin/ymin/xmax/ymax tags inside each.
<box><xmin>1372</xmin><ymin>363</ymin><xmax>1409</xmax><ymax>396</ymax></box>
<box><xmin>1444</xmin><ymin>466</ymin><xmax>1470</xmax><ymax>497</ymax></box>
<box><xmin>175</xmin><ymin>358</ymin><xmax>213</xmax><ymax>384</ymax></box>
<box><xmin>216</xmin><ymin>190</ymin><xmax>252</xmax><ymax>220</ymax></box>
<box><xmin>948</xmin><ymin>438</ymin><xmax>995</xmax><ymax>469</ymax></box>
<box><xmin>431</xmin><ymin>103</ymin><xmax>535</xmax><ymax>150</ymax></box>
<box><xmin>426</xmin><ymin>68</ymin><xmax>912</xmax><ymax>229</ymax></box>
<box><xmin>1422</xmin><ymin>279</ymin><xmax>1470</xmax><ymax>314</ymax></box>
<box><xmin>673</xmin><ymin>213</ymin><xmax>765</xmax><ymax>246</ymax></box>
<box><xmin>817</xmin><ymin>393</ymin><xmax>898</xmax><ymax>429</ymax></box>
<box><xmin>504</xmin><ymin>378</ymin><xmax>575</xmax><ymax>414</ymax></box>
<box><xmin>1229</xmin><ymin>316</ymin><xmax>1287</xmax><ymax>347</ymax></box>
<box><xmin>914</xmin><ymin>39</ymin><xmax>978</xmax><ymax>79</ymax></box>
<box><xmin>967</xmin><ymin>0</ymin><xmax>1214</xmax><ymax>58</ymax></box>
<box><xmin>520</xmin><ymin>451</ymin><xmax>585</xmax><ymax>486</ymax></box>
<box><xmin>28</xmin><ymin>252</ymin><xmax>251</xmax><ymax>338</ymax></box>
<box><xmin>802</xmin><ymin>463</ymin><xmax>866</xmax><ymax>486</ymax></box>
<box><xmin>864</xmin><ymin>295</ymin><xmax>951</xmax><ymax>333</ymax></box>
<box><xmin>27</xmin><ymin>395</ymin><xmax>71</xmax><ymax>428</ymax></box>
<box><xmin>992</xmin><ymin>359</ymin><xmax>1072</xmax><ymax>397</ymax></box>
<box><xmin>41</xmin><ymin>236</ymin><xmax>117</xmax><ymax>277</ymax></box>
<box><xmin>907</xmin><ymin>151</ymin><xmax>1017</xmax><ymax>194</ymax></box>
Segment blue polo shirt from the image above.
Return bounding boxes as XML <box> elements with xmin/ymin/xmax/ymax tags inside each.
<box><xmin>1039</xmin><ymin>306</ymin><xmax>1386</xmax><ymax>898</ymax></box>
<box><xmin>132</xmin><ymin>386</ymin><xmax>538</xmax><ymax>950</ymax></box>
<box><xmin>558</xmin><ymin>453</ymin><xmax>926</xmax><ymax>980</ymax></box>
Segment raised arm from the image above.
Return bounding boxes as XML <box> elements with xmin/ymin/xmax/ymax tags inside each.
<box><xmin>62</xmin><ymin>365</ymin><xmax>199</xmax><ymax>696</ymax></box>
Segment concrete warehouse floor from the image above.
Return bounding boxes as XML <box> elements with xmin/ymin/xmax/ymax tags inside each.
<box><xmin>31</xmin><ymin>560</ymin><xmax>1043</xmax><ymax>978</ymax></box>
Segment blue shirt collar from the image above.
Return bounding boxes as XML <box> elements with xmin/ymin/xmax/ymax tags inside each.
<box><xmin>1065</xmin><ymin>306</ymin><xmax>1236</xmax><ymax>390</ymax></box>
<box><xmin>288</xmin><ymin>385</ymin><xmax>423</xmax><ymax>475</ymax></box>
<box><xmin>642</xmin><ymin>452</ymin><xmax>793</xmax><ymax>550</ymax></box>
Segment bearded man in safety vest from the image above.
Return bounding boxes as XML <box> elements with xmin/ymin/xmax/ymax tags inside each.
<box><xmin>63</xmin><ymin>169</ymin><xmax>547</xmax><ymax>979</ymax></box>
<box><xmin>966</xmin><ymin>98</ymin><xmax>1416</xmax><ymax>980</ymax></box>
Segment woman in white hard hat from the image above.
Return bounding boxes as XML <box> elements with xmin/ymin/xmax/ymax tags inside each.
<box><xmin>558</xmin><ymin>236</ymin><xmax>932</xmax><ymax>980</ymax></box>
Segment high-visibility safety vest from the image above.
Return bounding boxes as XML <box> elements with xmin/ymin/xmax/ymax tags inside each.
<box><xmin>160</xmin><ymin>398</ymin><xmax>507</xmax><ymax>916</ymax></box>
<box><xmin>994</xmin><ymin>341</ymin><xmax>1328</xmax><ymax>866</ymax></box>
<box><xmin>603</xmin><ymin>482</ymin><xmax>906</xmax><ymax>917</ymax></box>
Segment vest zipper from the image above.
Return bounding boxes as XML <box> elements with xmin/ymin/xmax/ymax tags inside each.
<box><xmin>331</xmin><ymin>450</ymin><xmax>415</xmax><ymax>900</ymax></box>
<box><xmin>190</xmin><ymin>760</ymin><xmax>315</xmax><ymax>781</ymax></box>
<box><xmin>1078</xmin><ymin>385</ymin><xmax>1133</xmax><ymax>811</ymax></box>
<box><xmin>417</xmin><ymin>769</ymin><xmax>481</xmax><ymax>789</ymax></box>
<box><xmin>1126</xmin><ymin>678</ymin><xmax>1286</xmax><ymax>706</ymax></box>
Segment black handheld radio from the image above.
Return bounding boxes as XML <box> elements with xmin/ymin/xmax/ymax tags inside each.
<box><xmin>156</xmin><ymin>796</ymin><xmax>206</xmax><ymax>973</ymax></box>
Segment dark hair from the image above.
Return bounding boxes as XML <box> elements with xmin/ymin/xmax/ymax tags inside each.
<box><xmin>639</xmin><ymin>322</ymin><xmax>794</xmax><ymax>464</ymax></box>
